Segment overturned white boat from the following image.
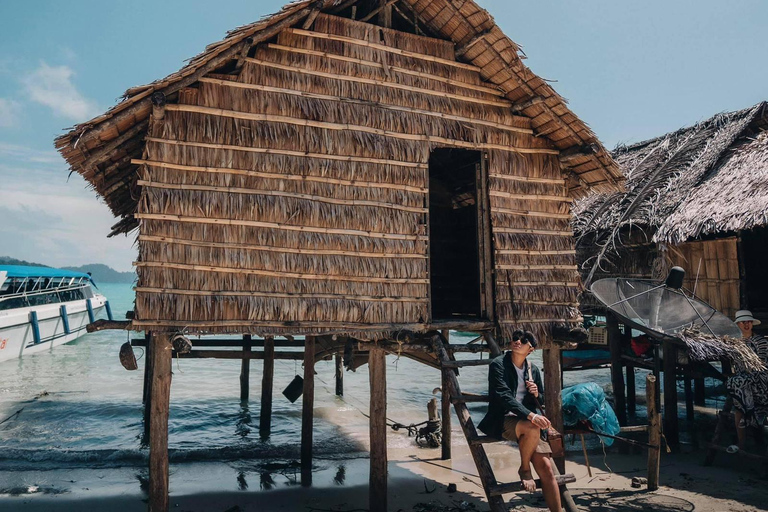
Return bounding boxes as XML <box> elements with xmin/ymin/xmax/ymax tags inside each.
<box><xmin>0</xmin><ymin>266</ymin><xmax>112</xmax><ymax>363</ymax></box>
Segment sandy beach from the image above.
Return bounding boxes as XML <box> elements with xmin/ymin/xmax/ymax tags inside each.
<box><xmin>6</xmin><ymin>435</ymin><xmax>768</xmax><ymax>512</ymax></box>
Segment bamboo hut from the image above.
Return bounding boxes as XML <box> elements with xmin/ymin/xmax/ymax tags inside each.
<box><xmin>573</xmin><ymin>101</ymin><xmax>768</xmax><ymax>445</ymax></box>
<box><xmin>55</xmin><ymin>1</ymin><xmax>621</xmax><ymax>511</ymax></box>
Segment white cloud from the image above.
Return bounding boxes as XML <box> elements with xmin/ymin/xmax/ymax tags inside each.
<box><xmin>23</xmin><ymin>62</ymin><xmax>98</xmax><ymax>121</ymax></box>
<box><xmin>0</xmin><ymin>98</ymin><xmax>20</xmax><ymax>128</ymax></box>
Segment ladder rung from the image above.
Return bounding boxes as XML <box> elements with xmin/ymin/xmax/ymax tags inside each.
<box><xmin>451</xmin><ymin>393</ymin><xmax>490</xmax><ymax>404</ymax></box>
<box><xmin>442</xmin><ymin>359</ymin><xmax>493</xmax><ymax>368</ymax></box>
<box><xmin>468</xmin><ymin>435</ymin><xmax>502</xmax><ymax>445</ymax></box>
<box><xmin>489</xmin><ymin>474</ymin><xmax>576</xmax><ymax>496</ymax></box>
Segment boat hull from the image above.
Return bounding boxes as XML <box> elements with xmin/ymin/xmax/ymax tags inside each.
<box><xmin>0</xmin><ymin>294</ymin><xmax>107</xmax><ymax>363</ymax></box>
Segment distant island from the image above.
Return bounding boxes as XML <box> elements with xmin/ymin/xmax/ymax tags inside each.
<box><xmin>0</xmin><ymin>256</ymin><xmax>135</xmax><ymax>283</ymax></box>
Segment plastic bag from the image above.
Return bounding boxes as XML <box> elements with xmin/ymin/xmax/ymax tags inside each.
<box><xmin>561</xmin><ymin>382</ymin><xmax>620</xmax><ymax>446</ymax></box>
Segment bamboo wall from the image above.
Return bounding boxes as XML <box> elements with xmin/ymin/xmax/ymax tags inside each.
<box><xmin>665</xmin><ymin>237</ymin><xmax>740</xmax><ymax>319</ymax></box>
<box><xmin>131</xmin><ymin>14</ymin><xmax>581</xmax><ymax>340</ymax></box>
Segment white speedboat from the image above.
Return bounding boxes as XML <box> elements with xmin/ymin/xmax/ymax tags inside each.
<box><xmin>0</xmin><ymin>265</ymin><xmax>112</xmax><ymax>363</ymax></box>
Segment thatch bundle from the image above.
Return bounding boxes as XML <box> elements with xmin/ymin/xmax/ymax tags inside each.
<box><xmin>55</xmin><ymin>1</ymin><xmax>622</xmax><ymax>341</ymax></box>
<box><xmin>677</xmin><ymin>327</ymin><xmax>766</xmax><ymax>373</ymax></box>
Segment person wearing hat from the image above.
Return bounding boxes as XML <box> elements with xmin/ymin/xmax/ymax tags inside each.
<box><xmin>726</xmin><ymin>310</ymin><xmax>768</xmax><ymax>452</ymax></box>
<box><xmin>477</xmin><ymin>330</ymin><xmax>561</xmax><ymax>512</ymax></box>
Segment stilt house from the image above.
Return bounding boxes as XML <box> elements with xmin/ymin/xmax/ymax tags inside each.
<box><xmin>55</xmin><ymin>1</ymin><xmax>621</xmax><ymax>511</ymax></box>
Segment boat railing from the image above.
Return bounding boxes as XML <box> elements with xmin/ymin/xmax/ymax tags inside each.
<box><xmin>0</xmin><ymin>281</ymin><xmax>94</xmax><ymax>310</ymax></box>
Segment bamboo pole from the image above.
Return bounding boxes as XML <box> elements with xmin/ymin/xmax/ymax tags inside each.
<box><xmin>144</xmin><ymin>136</ymin><xmax>427</xmax><ymax>169</ymax></box>
<box><xmin>161</xmin><ymin>104</ymin><xmax>559</xmax><ymax>155</ymax></box>
<box><xmin>283</xmin><ymin>27</ymin><xmax>481</xmax><ymax>71</ymax></box>
<box><xmin>135</xmin><ymin>214</ymin><xmax>427</xmax><ymax>242</ymax></box>
<box><xmin>134</xmin><ymin>261</ymin><xmax>429</xmax><ymax>283</ymax></box>
<box><xmin>369</xmin><ymin>345</ymin><xmax>387</xmax><ymax>512</ymax></box>
<box><xmin>301</xmin><ymin>336</ymin><xmax>316</xmax><ymax>486</ymax></box>
<box><xmin>134</xmin><ymin>156</ymin><xmax>428</xmax><ymax>192</ymax></box>
<box><xmin>131</xmin><ymin>318</ymin><xmax>495</xmax><ymax>331</ymax></box>
<box><xmin>136</xmin><ymin>287</ymin><xmax>428</xmax><ymax>303</ymax></box>
<box><xmin>137</xmin><ymin>235</ymin><xmax>427</xmax><ymax>260</ymax></box>
<box><xmin>136</xmin><ymin>179</ymin><xmax>427</xmax><ymax>214</ymax></box>
<box><xmin>489</xmin><ymin>191</ymin><xmax>570</xmax><ymax>202</ymax></box>
<box><xmin>441</xmin><ymin>365</ymin><xmax>452</xmax><ymax>460</ymax></box>
<box><xmin>663</xmin><ymin>342</ymin><xmax>679</xmax><ymax>450</ymax></box>
<box><xmin>647</xmin><ymin>374</ymin><xmax>660</xmax><ymax>491</ymax></box>
<box><xmin>240</xmin><ymin>334</ymin><xmax>251</xmax><ymax>402</ymax></box>
<box><xmin>490</xmin><ymin>208</ymin><xmax>572</xmax><ymax>220</ymax></box>
<box><xmin>148</xmin><ymin>333</ymin><xmax>172</xmax><ymax>512</ymax></box>
<box><xmin>260</xmin><ymin>336</ymin><xmax>274</xmax><ymax>437</ymax></box>
<box><xmin>142</xmin><ymin>333</ymin><xmax>154</xmax><ymax>444</ymax></box>
<box><xmin>492</xmin><ymin>228</ymin><xmax>573</xmax><ymax>237</ymax></box>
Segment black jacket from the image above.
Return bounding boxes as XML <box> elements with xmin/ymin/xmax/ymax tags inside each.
<box><xmin>477</xmin><ymin>352</ymin><xmax>544</xmax><ymax>439</ymax></box>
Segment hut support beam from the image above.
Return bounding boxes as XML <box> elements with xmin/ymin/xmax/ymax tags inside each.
<box><xmin>369</xmin><ymin>345</ymin><xmax>387</xmax><ymax>512</ymax></box>
<box><xmin>607</xmin><ymin>314</ymin><xmax>627</xmax><ymax>425</ymax></box>
<box><xmin>694</xmin><ymin>377</ymin><xmax>706</xmax><ymax>406</ymax></box>
<box><xmin>301</xmin><ymin>336</ymin><xmax>316</xmax><ymax>486</ymax></box>
<box><xmin>240</xmin><ymin>335</ymin><xmax>251</xmax><ymax>402</ymax></box>
<box><xmin>543</xmin><ymin>345</ymin><xmax>564</xmax><ymax>472</ymax></box>
<box><xmin>646</xmin><ymin>375</ymin><xmax>661</xmax><ymax>491</ymax></box>
<box><xmin>441</xmin><ymin>366</ymin><xmax>452</xmax><ymax>460</ymax></box>
<box><xmin>335</xmin><ymin>350</ymin><xmax>344</xmax><ymax>396</ymax></box>
<box><xmin>142</xmin><ymin>333</ymin><xmax>154</xmax><ymax>443</ymax></box>
<box><xmin>260</xmin><ymin>336</ymin><xmax>275</xmax><ymax>437</ymax></box>
<box><xmin>663</xmin><ymin>342</ymin><xmax>679</xmax><ymax>450</ymax></box>
<box><xmin>148</xmin><ymin>332</ymin><xmax>172</xmax><ymax>512</ymax></box>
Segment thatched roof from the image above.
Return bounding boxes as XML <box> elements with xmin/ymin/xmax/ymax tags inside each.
<box><xmin>574</xmin><ymin>101</ymin><xmax>768</xmax><ymax>249</ymax></box>
<box><xmin>56</xmin><ymin>0</ymin><xmax>621</xmax><ymax>236</ymax></box>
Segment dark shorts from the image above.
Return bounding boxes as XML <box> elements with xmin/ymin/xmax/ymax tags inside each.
<box><xmin>501</xmin><ymin>417</ymin><xmax>553</xmax><ymax>454</ymax></box>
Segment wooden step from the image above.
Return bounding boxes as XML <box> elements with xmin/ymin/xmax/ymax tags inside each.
<box><xmin>488</xmin><ymin>474</ymin><xmax>576</xmax><ymax>496</ymax></box>
<box><xmin>451</xmin><ymin>393</ymin><xmax>490</xmax><ymax>404</ymax></box>
<box><xmin>442</xmin><ymin>359</ymin><xmax>492</xmax><ymax>368</ymax></box>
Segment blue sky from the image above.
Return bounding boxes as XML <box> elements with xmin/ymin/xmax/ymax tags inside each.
<box><xmin>0</xmin><ymin>0</ymin><xmax>766</xmax><ymax>272</ymax></box>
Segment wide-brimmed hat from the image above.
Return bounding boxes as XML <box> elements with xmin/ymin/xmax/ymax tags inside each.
<box><xmin>734</xmin><ymin>310</ymin><xmax>761</xmax><ymax>325</ymax></box>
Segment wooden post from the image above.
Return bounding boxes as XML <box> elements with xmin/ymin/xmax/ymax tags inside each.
<box><xmin>378</xmin><ymin>0</ymin><xmax>392</xmax><ymax>28</ymax></box>
<box><xmin>626</xmin><ymin>364</ymin><xmax>636</xmax><ymax>416</ymax></box>
<box><xmin>663</xmin><ymin>342</ymin><xmax>679</xmax><ymax>450</ymax></box>
<box><xmin>240</xmin><ymin>335</ymin><xmax>251</xmax><ymax>402</ymax></box>
<box><xmin>694</xmin><ymin>377</ymin><xmax>706</xmax><ymax>406</ymax></box>
<box><xmin>148</xmin><ymin>332</ymin><xmax>172</xmax><ymax>512</ymax></box>
<box><xmin>684</xmin><ymin>372</ymin><xmax>694</xmax><ymax>421</ymax></box>
<box><xmin>142</xmin><ymin>333</ymin><xmax>154</xmax><ymax>444</ymax></box>
<box><xmin>259</xmin><ymin>336</ymin><xmax>274</xmax><ymax>437</ymax></box>
<box><xmin>301</xmin><ymin>336</ymin><xmax>315</xmax><ymax>486</ymax></box>
<box><xmin>441</xmin><ymin>367</ymin><xmax>452</xmax><ymax>460</ymax></box>
<box><xmin>335</xmin><ymin>350</ymin><xmax>344</xmax><ymax>396</ymax></box>
<box><xmin>607</xmin><ymin>314</ymin><xmax>627</xmax><ymax>425</ymax></box>
<box><xmin>646</xmin><ymin>374</ymin><xmax>660</xmax><ymax>491</ymax></box>
<box><xmin>369</xmin><ymin>345</ymin><xmax>387</xmax><ymax>512</ymax></box>
<box><xmin>543</xmin><ymin>344</ymin><xmax>564</xmax><ymax>473</ymax></box>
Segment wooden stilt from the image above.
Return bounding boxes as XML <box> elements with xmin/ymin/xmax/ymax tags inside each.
<box><xmin>607</xmin><ymin>314</ymin><xmax>627</xmax><ymax>425</ymax></box>
<box><xmin>543</xmin><ymin>345</ymin><xmax>564</xmax><ymax>473</ymax></box>
<box><xmin>301</xmin><ymin>336</ymin><xmax>315</xmax><ymax>486</ymax></box>
<box><xmin>259</xmin><ymin>336</ymin><xmax>274</xmax><ymax>437</ymax></box>
<box><xmin>142</xmin><ymin>333</ymin><xmax>154</xmax><ymax>444</ymax></box>
<box><xmin>663</xmin><ymin>342</ymin><xmax>679</xmax><ymax>450</ymax></box>
<box><xmin>148</xmin><ymin>332</ymin><xmax>172</xmax><ymax>512</ymax></box>
<box><xmin>369</xmin><ymin>345</ymin><xmax>387</xmax><ymax>512</ymax></box>
<box><xmin>646</xmin><ymin>374</ymin><xmax>660</xmax><ymax>491</ymax></box>
<box><xmin>694</xmin><ymin>377</ymin><xmax>706</xmax><ymax>406</ymax></box>
<box><xmin>441</xmin><ymin>367</ymin><xmax>452</xmax><ymax>460</ymax></box>
<box><xmin>335</xmin><ymin>350</ymin><xmax>344</xmax><ymax>397</ymax></box>
<box><xmin>684</xmin><ymin>372</ymin><xmax>694</xmax><ymax>421</ymax></box>
<box><xmin>626</xmin><ymin>364</ymin><xmax>636</xmax><ymax>416</ymax></box>
<box><xmin>240</xmin><ymin>334</ymin><xmax>251</xmax><ymax>402</ymax></box>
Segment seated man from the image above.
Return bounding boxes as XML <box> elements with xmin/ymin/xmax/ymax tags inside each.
<box><xmin>477</xmin><ymin>331</ymin><xmax>561</xmax><ymax>512</ymax></box>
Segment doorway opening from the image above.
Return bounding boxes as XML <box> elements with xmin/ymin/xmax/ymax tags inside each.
<box><xmin>741</xmin><ymin>226</ymin><xmax>768</xmax><ymax>330</ymax></box>
<box><xmin>428</xmin><ymin>148</ymin><xmax>485</xmax><ymax>320</ymax></box>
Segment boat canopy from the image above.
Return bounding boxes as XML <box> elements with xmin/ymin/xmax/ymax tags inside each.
<box><xmin>0</xmin><ymin>265</ymin><xmax>92</xmax><ymax>281</ymax></box>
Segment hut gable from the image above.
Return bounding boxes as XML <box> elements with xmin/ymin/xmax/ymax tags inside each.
<box><xmin>55</xmin><ymin>0</ymin><xmax>622</xmax><ymax>341</ymax></box>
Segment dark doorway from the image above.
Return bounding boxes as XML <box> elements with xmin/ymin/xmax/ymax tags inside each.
<box><xmin>428</xmin><ymin>148</ymin><xmax>484</xmax><ymax>320</ymax></box>
<box><xmin>741</xmin><ymin>226</ymin><xmax>768</xmax><ymax>330</ymax></box>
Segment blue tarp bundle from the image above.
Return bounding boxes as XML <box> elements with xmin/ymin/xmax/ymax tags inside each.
<box><xmin>562</xmin><ymin>382</ymin><xmax>621</xmax><ymax>446</ymax></box>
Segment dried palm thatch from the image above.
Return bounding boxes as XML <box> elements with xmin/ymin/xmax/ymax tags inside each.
<box><xmin>574</xmin><ymin>102</ymin><xmax>768</xmax><ymax>285</ymax></box>
<box><xmin>677</xmin><ymin>327</ymin><xmax>766</xmax><ymax>373</ymax></box>
<box><xmin>53</xmin><ymin>1</ymin><xmax>622</xmax><ymax>340</ymax></box>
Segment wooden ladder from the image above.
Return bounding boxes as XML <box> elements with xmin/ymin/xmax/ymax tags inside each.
<box><xmin>433</xmin><ymin>334</ymin><xmax>579</xmax><ymax>512</ymax></box>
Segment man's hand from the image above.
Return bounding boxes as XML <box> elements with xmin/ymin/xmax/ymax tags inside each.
<box><xmin>528</xmin><ymin>413</ymin><xmax>551</xmax><ymax>430</ymax></box>
<box><xmin>525</xmin><ymin>381</ymin><xmax>539</xmax><ymax>397</ymax></box>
